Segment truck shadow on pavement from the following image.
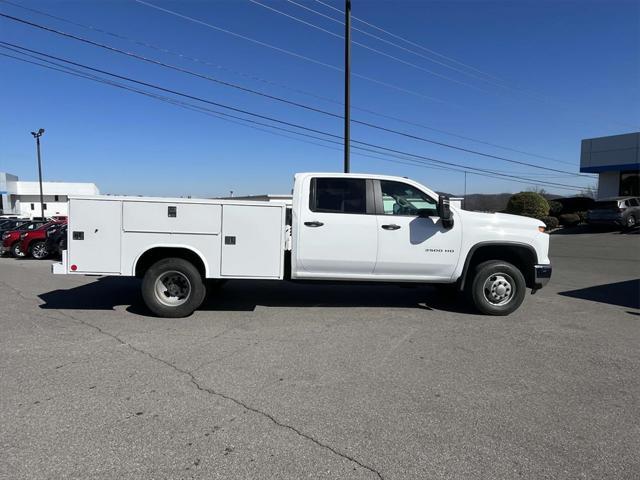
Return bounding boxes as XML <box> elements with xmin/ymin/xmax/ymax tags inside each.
<box><xmin>38</xmin><ymin>276</ymin><xmax>478</xmax><ymax>315</ymax></box>
<box><xmin>559</xmin><ymin>279</ymin><xmax>640</xmax><ymax>310</ymax></box>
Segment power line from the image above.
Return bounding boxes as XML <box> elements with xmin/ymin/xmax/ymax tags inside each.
<box><xmin>312</xmin><ymin>0</ymin><xmax>640</xmax><ymax>130</ymax></box>
<box><xmin>248</xmin><ymin>0</ymin><xmax>500</xmax><ymax>95</ymax></box>
<box><xmin>0</xmin><ymin>0</ymin><xmax>578</xmax><ymax>166</ymax></box>
<box><xmin>284</xmin><ymin>0</ymin><xmax>509</xmax><ymax>87</ymax></box>
<box><xmin>1</xmin><ymin>52</ymin><xmax>586</xmax><ymax>194</ymax></box>
<box><xmin>131</xmin><ymin>0</ymin><xmax>455</xmax><ymax>106</ymax></box>
<box><xmin>127</xmin><ymin>1</ymin><xmax>590</xmax><ymax>166</ymax></box>
<box><xmin>0</xmin><ymin>41</ymin><xmax>589</xmax><ymax>192</ymax></box>
<box><xmin>0</xmin><ymin>12</ymin><xmax>591</xmax><ymax>179</ymax></box>
<box><xmin>313</xmin><ymin>0</ymin><xmax>508</xmax><ymax>83</ymax></box>
<box><xmin>0</xmin><ymin>50</ymin><xmax>526</xmax><ymax>185</ymax></box>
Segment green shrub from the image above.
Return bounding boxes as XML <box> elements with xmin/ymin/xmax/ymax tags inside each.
<box><xmin>559</xmin><ymin>213</ymin><xmax>580</xmax><ymax>226</ymax></box>
<box><xmin>576</xmin><ymin>211</ymin><xmax>587</xmax><ymax>224</ymax></box>
<box><xmin>506</xmin><ymin>192</ymin><xmax>550</xmax><ymax>219</ymax></box>
<box><xmin>542</xmin><ymin>216</ymin><xmax>559</xmax><ymax>230</ymax></box>
<box><xmin>549</xmin><ymin>200</ymin><xmax>563</xmax><ymax>216</ymax></box>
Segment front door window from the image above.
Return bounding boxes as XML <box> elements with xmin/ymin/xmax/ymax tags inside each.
<box><xmin>380</xmin><ymin>180</ymin><xmax>437</xmax><ymax>216</ymax></box>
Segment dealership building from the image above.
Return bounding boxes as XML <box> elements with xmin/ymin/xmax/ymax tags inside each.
<box><xmin>0</xmin><ymin>171</ymin><xmax>99</xmax><ymax>218</ymax></box>
<box><xmin>580</xmin><ymin>132</ymin><xmax>640</xmax><ymax>199</ymax></box>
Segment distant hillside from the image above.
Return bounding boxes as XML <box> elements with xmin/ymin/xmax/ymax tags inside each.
<box><xmin>439</xmin><ymin>192</ymin><xmax>561</xmax><ymax>212</ymax></box>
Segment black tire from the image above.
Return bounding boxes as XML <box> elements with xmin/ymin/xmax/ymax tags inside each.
<box><xmin>11</xmin><ymin>242</ymin><xmax>23</xmax><ymax>258</ymax></box>
<box><xmin>468</xmin><ymin>260</ymin><xmax>526</xmax><ymax>316</ymax></box>
<box><xmin>141</xmin><ymin>258</ymin><xmax>206</xmax><ymax>318</ymax></box>
<box><xmin>30</xmin><ymin>240</ymin><xmax>49</xmax><ymax>260</ymax></box>
<box><xmin>626</xmin><ymin>215</ymin><xmax>636</xmax><ymax>229</ymax></box>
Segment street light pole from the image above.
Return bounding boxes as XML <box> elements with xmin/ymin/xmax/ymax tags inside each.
<box><xmin>30</xmin><ymin>128</ymin><xmax>45</xmax><ymax>220</ymax></box>
<box><xmin>343</xmin><ymin>0</ymin><xmax>351</xmax><ymax>173</ymax></box>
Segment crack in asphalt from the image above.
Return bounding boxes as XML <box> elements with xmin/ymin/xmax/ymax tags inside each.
<box><xmin>53</xmin><ymin>309</ymin><xmax>384</xmax><ymax>480</ymax></box>
<box><xmin>0</xmin><ymin>279</ymin><xmax>32</xmax><ymax>302</ymax></box>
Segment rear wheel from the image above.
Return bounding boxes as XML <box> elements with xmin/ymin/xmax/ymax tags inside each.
<box><xmin>30</xmin><ymin>241</ymin><xmax>49</xmax><ymax>260</ymax></box>
<box><xmin>469</xmin><ymin>260</ymin><xmax>526</xmax><ymax>315</ymax></box>
<box><xmin>141</xmin><ymin>258</ymin><xmax>206</xmax><ymax>318</ymax></box>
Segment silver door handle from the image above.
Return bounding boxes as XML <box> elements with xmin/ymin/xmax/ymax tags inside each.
<box><xmin>381</xmin><ymin>224</ymin><xmax>401</xmax><ymax>230</ymax></box>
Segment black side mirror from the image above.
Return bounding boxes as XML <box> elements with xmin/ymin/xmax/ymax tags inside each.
<box><xmin>438</xmin><ymin>195</ymin><xmax>454</xmax><ymax>229</ymax></box>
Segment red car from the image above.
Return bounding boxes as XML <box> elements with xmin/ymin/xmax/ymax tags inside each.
<box><xmin>18</xmin><ymin>219</ymin><xmax>67</xmax><ymax>259</ymax></box>
<box><xmin>0</xmin><ymin>220</ymin><xmax>49</xmax><ymax>257</ymax></box>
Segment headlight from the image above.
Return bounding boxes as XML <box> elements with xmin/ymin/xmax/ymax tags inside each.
<box><xmin>1</xmin><ymin>233</ymin><xmax>9</xmax><ymax>240</ymax></box>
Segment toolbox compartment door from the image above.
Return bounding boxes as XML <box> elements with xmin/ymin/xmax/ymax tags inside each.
<box><xmin>221</xmin><ymin>204</ymin><xmax>284</xmax><ymax>278</ymax></box>
<box><xmin>68</xmin><ymin>199</ymin><xmax>122</xmax><ymax>274</ymax></box>
<box><xmin>122</xmin><ymin>201</ymin><xmax>221</xmax><ymax>234</ymax></box>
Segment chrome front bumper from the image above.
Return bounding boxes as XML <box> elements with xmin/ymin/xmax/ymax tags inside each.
<box><xmin>534</xmin><ymin>264</ymin><xmax>552</xmax><ymax>288</ymax></box>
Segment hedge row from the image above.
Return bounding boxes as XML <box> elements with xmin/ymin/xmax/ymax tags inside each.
<box><xmin>505</xmin><ymin>191</ymin><xmax>587</xmax><ymax>229</ymax></box>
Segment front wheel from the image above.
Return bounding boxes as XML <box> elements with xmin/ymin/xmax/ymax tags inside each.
<box><xmin>469</xmin><ymin>260</ymin><xmax>526</xmax><ymax>315</ymax></box>
<box><xmin>11</xmin><ymin>242</ymin><xmax>24</xmax><ymax>258</ymax></box>
<box><xmin>141</xmin><ymin>258</ymin><xmax>206</xmax><ymax>318</ymax></box>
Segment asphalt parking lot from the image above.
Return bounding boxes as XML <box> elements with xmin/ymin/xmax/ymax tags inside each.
<box><xmin>1</xmin><ymin>229</ymin><xmax>639</xmax><ymax>480</ymax></box>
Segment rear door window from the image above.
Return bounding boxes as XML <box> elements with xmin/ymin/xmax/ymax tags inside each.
<box><xmin>311</xmin><ymin>178</ymin><xmax>367</xmax><ymax>214</ymax></box>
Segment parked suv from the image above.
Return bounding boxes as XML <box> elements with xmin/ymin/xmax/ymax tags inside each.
<box><xmin>586</xmin><ymin>197</ymin><xmax>640</xmax><ymax>229</ymax></box>
<box><xmin>1</xmin><ymin>220</ymin><xmax>49</xmax><ymax>256</ymax></box>
<box><xmin>0</xmin><ymin>218</ymin><xmax>31</xmax><ymax>236</ymax></box>
<box><xmin>19</xmin><ymin>220</ymin><xmax>67</xmax><ymax>259</ymax></box>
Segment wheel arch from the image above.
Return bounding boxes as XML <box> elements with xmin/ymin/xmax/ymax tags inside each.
<box><xmin>459</xmin><ymin>242</ymin><xmax>538</xmax><ymax>290</ymax></box>
<box><xmin>133</xmin><ymin>245</ymin><xmax>208</xmax><ymax>279</ymax></box>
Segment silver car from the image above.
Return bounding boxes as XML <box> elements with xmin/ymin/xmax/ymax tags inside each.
<box><xmin>587</xmin><ymin>197</ymin><xmax>640</xmax><ymax>229</ymax></box>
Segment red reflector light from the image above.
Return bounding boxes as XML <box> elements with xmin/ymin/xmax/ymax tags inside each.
<box><xmin>70</xmin><ymin>264</ymin><xmax>78</xmax><ymax>271</ymax></box>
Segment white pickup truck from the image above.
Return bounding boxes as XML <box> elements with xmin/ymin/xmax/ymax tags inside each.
<box><xmin>53</xmin><ymin>172</ymin><xmax>551</xmax><ymax>317</ymax></box>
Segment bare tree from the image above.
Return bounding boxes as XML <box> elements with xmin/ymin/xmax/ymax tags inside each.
<box><xmin>527</xmin><ymin>186</ymin><xmax>548</xmax><ymax>196</ymax></box>
<box><xmin>579</xmin><ymin>184</ymin><xmax>598</xmax><ymax>199</ymax></box>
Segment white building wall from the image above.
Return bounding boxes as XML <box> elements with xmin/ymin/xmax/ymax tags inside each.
<box><xmin>0</xmin><ymin>172</ymin><xmax>99</xmax><ymax>217</ymax></box>
<box><xmin>17</xmin><ymin>195</ymin><xmax>69</xmax><ymax>217</ymax></box>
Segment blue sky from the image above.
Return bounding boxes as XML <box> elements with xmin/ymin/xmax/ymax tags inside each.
<box><xmin>0</xmin><ymin>0</ymin><xmax>638</xmax><ymax>197</ymax></box>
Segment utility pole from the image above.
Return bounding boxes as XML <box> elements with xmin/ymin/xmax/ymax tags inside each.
<box><xmin>30</xmin><ymin>128</ymin><xmax>45</xmax><ymax>220</ymax></box>
<box><xmin>343</xmin><ymin>0</ymin><xmax>351</xmax><ymax>173</ymax></box>
<box><xmin>463</xmin><ymin>171</ymin><xmax>467</xmax><ymax>209</ymax></box>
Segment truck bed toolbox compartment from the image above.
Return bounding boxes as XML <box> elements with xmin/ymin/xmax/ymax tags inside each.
<box><xmin>68</xmin><ymin>198</ymin><xmax>122</xmax><ymax>274</ymax></box>
<box><xmin>123</xmin><ymin>201</ymin><xmax>221</xmax><ymax>234</ymax></box>
<box><xmin>221</xmin><ymin>204</ymin><xmax>285</xmax><ymax>278</ymax></box>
